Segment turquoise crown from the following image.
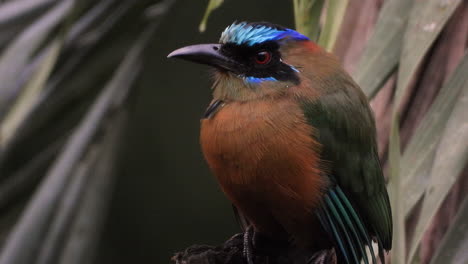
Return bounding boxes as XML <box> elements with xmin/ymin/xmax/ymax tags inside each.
<box><xmin>219</xmin><ymin>22</ymin><xmax>309</xmax><ymax>46</ymax></box>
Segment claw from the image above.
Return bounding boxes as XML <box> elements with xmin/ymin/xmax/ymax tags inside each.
<box><xmin>243</xmin><ymin>226</ymin><xmax>255</xmax><ymax>264</ymax></box>
<box><xmin>307</xmin><ymin>249</ymin><xmax>336</xmax><ymax>264</ymax></box>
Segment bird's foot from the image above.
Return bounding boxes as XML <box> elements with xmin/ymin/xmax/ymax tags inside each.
<box><xmin>307</xmin><ymin>249</ymin><xmax>336</xmax><ymax>264</ymax></box>
<box><xmin>243</xmin><ymin>225</ymin><xmax>256</xmax><ymax>264</ymax></box>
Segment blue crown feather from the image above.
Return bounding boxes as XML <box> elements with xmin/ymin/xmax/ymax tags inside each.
<box><xmin>220</xmin><ymin>22</ymin><xmax>309</xmax><ymax>46</ymax></box>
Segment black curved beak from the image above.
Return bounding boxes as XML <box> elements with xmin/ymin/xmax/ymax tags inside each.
<box><xmin>167</xmin><ymin>44</ymin><xmax>235</xmax><ymax>71</ymax></box>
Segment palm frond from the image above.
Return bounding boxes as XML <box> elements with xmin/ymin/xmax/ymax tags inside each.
<box><xmin>0</xmin><ymin>1</ymin><xmax>176</xmax><ymax>263</ymax></box>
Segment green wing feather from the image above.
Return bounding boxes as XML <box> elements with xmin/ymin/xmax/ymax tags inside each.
<box><xmin>299</xmin><ymin>74</ymin><xmax>392</xmax><ymax>263</ymax></box>
<box><xmin>325</xmin><ymin>194</ymin><xmax>361</xmax><ymax>263</ymax></box>
<box><xmin>330</xmin><ymin>188</ymin><xmax>373</xmax><ymax>264</ymax></box>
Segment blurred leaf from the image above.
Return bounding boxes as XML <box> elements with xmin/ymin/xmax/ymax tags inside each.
<box><xmin>430</xmin><ymin>196</ymin><xmax>468</xmax><ymax>264</ymax></box>
<box><xmin>353</xmin><ymin>0</ymin><xmax>412</xmax><ymax>98</ymax></box>
<box><xmin>0</xmin><ymin>0</ymin><xmax>55</xmax><ymax>26</ymax></box>
<box><xmin>0</xmin><ymin>0</ymin><xmax>74</xmax><ymax>120</ymax></box>
<box><xmin>0</xmin><ymin>17</ymin><xmax>154</xmax><ymax>264</ymax></box>
<box><xmin>35</xmin><ymin>145</ymin><xmax>99</xmax><ymax>264</ymax></box>
<box><xmin>388</xmin><ymin>1</ymin><xmax>462</xmax><ymax>263</ymax></box>
<box><xmin>198</xmin><ymin>0</ymin><xmax>223</xmax><ymax>32</ymax></box>
<box><xmin>64</xmin><ymin>0</ymin><xmax>116</xmax><ymax>45</ymax></box>
<box><xmin>0</xmin><ymin>0</ymin><xmax>120</xmax><ymax>141</ymax></box>
<box><xmin>387</xmin><ymin>113</ymin><xmax>405</xmax><ymax>264</ymax></box>
<box><xmin>0</xmin><ymin>39</ymin><xmax>62</xmax><ymax>148</ymax></box>
<box><xmin>72</xmin><ymin>0</ymin><xmax>134</xmax><ymax>48</ymax></box>
<box><xmin>0</xmin><ymin>0</ymin><xmax>138</xmax><ymax>174</ymax></box>
<box><xmin>317</xmin><ymin>0</ymin><xmax>348</xmax><ymax>51</ymax></box>
<box><xmin>407</xmin><ymin>57</ymin><xmax>468</xmax><ymax>262</ymax></box>
<box><xmin>0</xmin><ymin>137</ymin><xmax>64</xmax><ymax>214</ymax></box>
<box><xmin>293</xmin><ymin>0</ymin><xmax>324</xmax><ymax>41</ymax></box>
<box><xmin>395</xmin><ymin>0</ymin><xmax>461</xmax><ymax>107</ymax></box>
<box><xmin>57</xmin><ymin>111</ymin><xmax>127</xmax><ymax>264</ymax></box>
<box><xmin>0</xmin><ymin>0</ymin><xmax>55</xmax><ymax>51</ymax></box>
<box><xmin>384</xmin><ymin>3</ymin><xmax>418</xmax><ymax>262</ymax></box>
<box><xmin>402</xmin><ymin>53</ymin><xmax>468</xmax><ymax>215</ymax></box>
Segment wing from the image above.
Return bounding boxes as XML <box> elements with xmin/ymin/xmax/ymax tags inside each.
<box><xmin>299</xmin><ymin>82</ymin><xmax>392</xmax><ymax>264</ymax></box>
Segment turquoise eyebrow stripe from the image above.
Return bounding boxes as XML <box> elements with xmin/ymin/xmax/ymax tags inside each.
<box><xmin>244</xmin><ymin>76</ymin><xmax>277</xmax><ymax>83</ymax></box>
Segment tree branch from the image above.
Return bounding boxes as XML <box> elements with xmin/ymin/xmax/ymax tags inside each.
<box><xmin>172</xmin><ymin>233</ymin><xmax>336</xmax><ymax>264</ymax></box>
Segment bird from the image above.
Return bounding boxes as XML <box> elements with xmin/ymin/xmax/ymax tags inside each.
<box><xmin>168</xmin><ymin>21</ymin><xmax>392</xmax><ymax>264</ymax></box>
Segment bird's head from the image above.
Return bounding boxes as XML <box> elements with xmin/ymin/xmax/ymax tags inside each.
<box><xmin>168</xmin><ymin>22</ymin><xmax>337</xmax><ymax>101</ymax></box>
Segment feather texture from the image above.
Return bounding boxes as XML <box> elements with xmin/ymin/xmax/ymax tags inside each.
<box><xmin>220</xmin><ymin>22</ymin><xmax>309</xmax><ymax>46</ymax></box>
<box><xmin>177</xmin><ymin>21</ymin><xmax>394</xmax><ymax>263</ymax></box>
<box><xmin>316</xmin><ymin>186</ymin><xmax>381</xmax><ymax>264</ymax></box>
<box><xmin>298</xmin><ymin>55</ymin><xmax>392</xmax><ymax>262</ymax></box>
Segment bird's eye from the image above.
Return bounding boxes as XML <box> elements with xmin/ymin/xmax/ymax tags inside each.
<box><xmin>254</xmin><ymin>51</ymin><xmax>271</xmax><ymax>65</ymax></box>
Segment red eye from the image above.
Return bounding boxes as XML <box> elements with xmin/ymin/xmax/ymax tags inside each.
<box><xmin>254</xmin><ymin>51</ymin><xmax>271</xmax><ymax>64</ymax></box>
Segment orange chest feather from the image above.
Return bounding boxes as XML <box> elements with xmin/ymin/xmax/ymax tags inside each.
<box><xmin>200</xmin><ymin>97</ymin><xmax>326</xmax><ymax>206</ymax></box>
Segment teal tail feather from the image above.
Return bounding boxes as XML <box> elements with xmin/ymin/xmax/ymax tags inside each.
<box><xmin>316</xmin><ymin>186</ymin><xmax>385</xmax><ymax>264</ymax></box>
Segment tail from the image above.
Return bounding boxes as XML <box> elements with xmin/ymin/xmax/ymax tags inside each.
<box><xmin>316</xmin><ymin>186</ymin><xmax>386</xmax><ymax>264</ymax></box>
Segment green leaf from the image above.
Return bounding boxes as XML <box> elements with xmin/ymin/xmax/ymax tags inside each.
<box><xmin>430</xmin><ymin>196</ymin><xmax>468</xmax><ymax>264</ymax></box>
<box><xmin>352</xmin><ymin>0</ymin><xmax>412</xmax><ymax>98</ymax></box>
<box><xmin>387</xmin><ymin>114</ymin><xmax>406</xmax><ymax>264</ymax></box>
<box><xmin>317</xmin><ymin>0</ymin><xmax>348</xmax><ymax>51</ymax></box>
<box><xmin>0</xmin><ymin>0</ymin><xmax>74</xmax><ymax>120</ymax></box>
<box><xmin>407</xmin><ymin>56</ymin><xmax>468</xmax><ymax>262</ymax></box>
<box><xmin>293</xmin><ymin>0</ymin><xmax>324</xmax><ymax>41</ymax></box>
<box><xmin>401</xmin><ymin>53</ymin><xmax>468</xmax><ymax>215</ymax></box>
<box><xmin>0</xmin><ymin>39</ymin><xmax>62</xmax><ymax>149</ymax></box>
<box><xmin>384</xmin><ymin>3</ymin><xmax>420</xmax><ymax>263</ymax></box>
<box><xmin>198</xmin><ymin>0</ymin><xmax>223</xmax><ymax>33</ymax></box>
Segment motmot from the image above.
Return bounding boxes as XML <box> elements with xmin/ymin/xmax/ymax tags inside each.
<box><xmin>168</xmin><ymin>22</ymin><xmax>392</xmax><ymax>264</ymax></box>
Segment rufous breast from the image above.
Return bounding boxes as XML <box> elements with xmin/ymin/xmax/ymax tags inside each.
<box><xmin>200</xmin><ymin>96</ymin><xmax>325</xmax><ymax>203</ymax></box>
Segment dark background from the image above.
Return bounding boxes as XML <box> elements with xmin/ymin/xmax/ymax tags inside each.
<box><xmin>98</xmin><ymin>0</ymin><xmax>294</xmax><ymax>263</ymax></box>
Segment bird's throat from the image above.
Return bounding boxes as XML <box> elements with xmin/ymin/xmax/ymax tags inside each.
<box><xmin>211</xmin><ymin>71</ymin><xmax>290</xmax><ymax>101</ymax></box>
